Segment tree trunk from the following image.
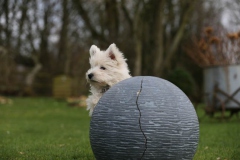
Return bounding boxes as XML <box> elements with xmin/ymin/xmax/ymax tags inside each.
<box><xmin>24</xmin><ymin>56</ymin><xmax>42</xmax><ymax>95</ymax></box>
<box><xmin>152</xmin><ymin>1</ymin><xmax>165</xmax><ymax>77</ymax></box>
<box><xmin>16</xmin><ymin>0</ymin><xmax>29</xmax><ymax>51</ymax></box>
<box><xmin>39</xmin><ymin>2</ymin><xmax>50</xmax><ymax>71</ymax></box>
<box><xmin>26</xmin><ymin>62</ymin><xmax>42</xmax><ymax>86</ymax></box>
<box><xmin>3</xmin><ymin>0</ymin><xmax>10</xmax><ymax>48</ymax></box>
<box><xmin>132</xmin><ymin>1</ymin><xmax>143</xmax><ymax>76</ymax></box>
<box><xmin>163</xmin><ymin>1</ymin><xmax>196</xmax><ymax>73</ymax></box>
<box><xmin>105</xmin><ymin>0</ymin><xmax>119</xmax><ymax>41</ymax></box>
<box><xmin>58</xmin><ymin>0</ymin><xmax>69</xmax><ymax>75</ymax></box>
<box><xmin>133</xmin><ymin>38</ymin><xmax>142</xmax><ymax>76</ymax></box>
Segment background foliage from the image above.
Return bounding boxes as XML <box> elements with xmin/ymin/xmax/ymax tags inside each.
<box><xmin>0</xmin><ymin>0</ymin><xmax>239</xmax><ymax>100</ymax></box>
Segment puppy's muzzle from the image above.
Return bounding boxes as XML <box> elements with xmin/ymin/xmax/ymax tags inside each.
<box><xmin>88</xmin><ymin>73</ymin><xmax>94</xmax><ymax>79</ymax></box>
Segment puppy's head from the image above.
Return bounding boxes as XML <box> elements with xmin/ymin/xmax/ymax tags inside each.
<box><xmin>86</xmin><ymin>43</ymin><xmax>130</xmax><ymax>87</ymax></box>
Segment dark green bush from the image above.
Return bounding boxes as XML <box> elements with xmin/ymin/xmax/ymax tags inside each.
<box><xmin>167</xmin><ymin>68</ymin><xmax>196</xmax><ymax>98</ymax></box>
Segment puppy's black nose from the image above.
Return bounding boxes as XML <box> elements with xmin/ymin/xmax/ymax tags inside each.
<box><xmin>88</xmin><ymin>73</ymin><xmax>94</xmax><ymax>79</ymax></box>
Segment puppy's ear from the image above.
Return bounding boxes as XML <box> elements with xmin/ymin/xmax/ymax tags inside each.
<box><xmin>106</xmin><ymin>43</ymin><xmax>121</xmax><ymax>61</ymax></box>
<box><xmin>89</xmin><ymin>45</ymin><xmax>100</xmax><ymax>57</ymax></box>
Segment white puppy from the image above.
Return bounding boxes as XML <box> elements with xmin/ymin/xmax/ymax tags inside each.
<box><xmin>86</xmin><ymin>43</ymin><xmax>131</xmax><ymax>116</ymax></box>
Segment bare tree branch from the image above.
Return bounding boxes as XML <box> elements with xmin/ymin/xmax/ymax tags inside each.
<box><xmin>72</xmin><ymin>0</ymin><xmax>107</xmax><ymax>42</ymax></box>
<box><xmin>120</xmin><ymin>0</ymin><xmax>133</xmax><ymax>29</ymax></box>
<box><xmin>163</xmin><ymin>0</ymin><xmax>197</xmax><ymax>71</ymax></box>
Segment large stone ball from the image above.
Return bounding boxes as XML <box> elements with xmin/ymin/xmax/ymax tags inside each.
<box><xmin>90</xmin><ymin>76</ymin><xmax>199</xmax><ymax>160</ymax></box>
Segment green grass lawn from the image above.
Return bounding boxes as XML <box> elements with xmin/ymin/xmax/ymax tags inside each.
<box><xmin>0</xmin><ymin>98</ymin><xmax>94</xmax><ymax>160</ymax></box>
<box><xmin>0</xmin><ymin>98</ymin><xmax>240</xmax><ymax>160</ymax></box>
<box><xmin>194</xmin><ymin>106</ymin><xmax>240</xmax><ymax>160</ymax></box>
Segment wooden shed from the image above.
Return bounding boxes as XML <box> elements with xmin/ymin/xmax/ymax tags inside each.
<box><xmin>53</xmin><ymin>75</ymin><xmax>73</xmax><ymax>98</ymax></box>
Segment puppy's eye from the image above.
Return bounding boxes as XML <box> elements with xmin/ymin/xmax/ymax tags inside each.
<box><xmin>100</xmin><ymin>66</ymin><xmax>106</xmax><ymax>70</ymax></box>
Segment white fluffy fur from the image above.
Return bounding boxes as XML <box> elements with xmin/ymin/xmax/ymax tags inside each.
<box><xmin>86</xmin><ymin>43</ymin><xmax>131</xmax><ymax>116</ymax></box>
